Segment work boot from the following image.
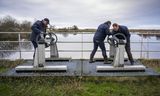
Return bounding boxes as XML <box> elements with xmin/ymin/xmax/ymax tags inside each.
<box><xmin>89</xmin><ymin>59</ymin><xmax>95</xmax><ymax>63</ymax></box>
<box><xmin>130</xmin><ymin>61</ymin><xmax>134</xmax><ymax>65</ymax></box>
<box><xmin>89</xmin><ymin>54</ymin><xmax>95</xmax><ymax>63</ymax></box>
<box><xmin>89</xmin><ymin>58</ymin><xmax>95</xmax><ymax>63</ymax></box>
<box><xmin>104</xmin><ymin>57</ymin><xmax>108</xmax><ymax>64</ymax></box>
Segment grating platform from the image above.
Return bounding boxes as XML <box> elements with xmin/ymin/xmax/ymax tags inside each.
<box><xmin>0</xmin><ymin>59</ymin><xmax>159</xmax><ymax>77</ymax></box>
<box><xmin>82</xmin><ymin>59</ymin><xmax>159</xmax><ymax>77</ymax></box>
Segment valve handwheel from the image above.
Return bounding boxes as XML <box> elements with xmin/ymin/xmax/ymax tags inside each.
<box><xmin>36</xmin><ymin>32</ymin><xmax>58</xmax><ymax>45</ymax></box>
<box><xmin>107</xmin><ymin>33</ymin><xmax>127</xmax><ymax>47</ymax></box>
<box><xmin>48</xmin><ymin>32</ymin><xmax>58</xmax><ymax>44</ymax></box>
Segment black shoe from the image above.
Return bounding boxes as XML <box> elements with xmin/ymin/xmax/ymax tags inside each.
<box><xmin>89</xmin><ymin>59</ymin><xmax>95</xmax><ymax>63</ymax></box>
<box><xmin>131</xmin><ymin>61</ymin><xmax>134</xmax><ymax>65</ymax></box>
<box><xmin>104</xmin><ymin>57</ymin><xmax>108</xmax><ymax>64</ymax></box>
<box><xmin>38</xmin><ymin>64</ymin><xmax>44</xmax><ymax>67</ymax></box>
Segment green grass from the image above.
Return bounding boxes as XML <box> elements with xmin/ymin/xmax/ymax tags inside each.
<box><xmin>0</xmin><ymin>77</ymin><xmax>160</xmax><ymax>96</ymax></box>
<box><xmin>139</xmin><ymin>59</ymin><xmax>160</xmax><ymax>73</ymax></box>
<box><xmin>0</xmin><ymin>59</ymin><xmax>24</xmax><ymax>72</ymax></box>
<box><xmin>0</xmin><ymin>59</ymin><xmax>160</xmax><ymax>96</ymax></box>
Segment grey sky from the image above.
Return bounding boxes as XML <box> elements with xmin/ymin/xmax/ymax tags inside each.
<box><xmin>0</xmin><ymin>0</ymin><xmax>160</xmax><ymax>29</ymax></box>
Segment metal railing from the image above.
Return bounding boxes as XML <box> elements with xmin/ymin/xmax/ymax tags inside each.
<box><xmin>0</xmin><ymin>32</ymin><xmax>160</xmax><ymax>59</ymax></box>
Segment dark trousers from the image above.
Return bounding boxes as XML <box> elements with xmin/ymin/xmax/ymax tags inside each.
<box><xmin>125</xmin><ymin>41</ymin><xmax>134</xmax><ymax>62</ymax></box>
<box><xmin>31</xmin><ymin>41</ymin><xmax>38</xmax><ymax>58</ymax></box>
<box><xmin>90</xmin><ymin>40</ymin><xmax>107</xmax><ymax>59</ymax></box>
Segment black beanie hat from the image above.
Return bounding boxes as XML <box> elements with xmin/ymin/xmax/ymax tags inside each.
<box><xmin>44</xmin><ymin>18</ymin><xmax>50</xmax><ymax>24</ymax></box>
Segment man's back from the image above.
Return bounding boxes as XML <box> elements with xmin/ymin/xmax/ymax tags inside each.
<box><xmin>30</xmin><ymin>20</ymin><xmax>45</xmax><ymax>42</ymax></box>
<box><xmin>94</xmin><ymin>23</ymin><xmax>109</xmax><ymax>41</ymax></box>
<box><xmin>113</xmin><ymin>25</ymin><xmax>130</xmax><ymax>37</ymax></box>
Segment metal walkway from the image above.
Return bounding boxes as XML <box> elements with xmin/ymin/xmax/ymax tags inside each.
<box><xmin>0</xmin><ymin>59</ymin><xmax>159</xmax><ymax>77</ymax></box>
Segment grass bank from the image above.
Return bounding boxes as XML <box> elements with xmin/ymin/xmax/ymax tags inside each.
<box><xmin>139</xmin><ymin>59</ymin><xmax>160</xmax><ymax>72</ymax></box>
<box><xmin>0</xmin><ymin>59</ymin><xmax>23</xmax><ymax>73</ymax></box>
<box><xmin>0</xmin><ymin>76</ymin><xmax>160</xmax><ymax>96</ymax></box>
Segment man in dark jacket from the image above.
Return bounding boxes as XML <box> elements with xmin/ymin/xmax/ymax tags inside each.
<box><xmin>90</xmin><ymin>21</ymin><xmax>111</xmax><ymax>64</ymax></box>
<box><xmin>112</xmin><ymin>23</ymin><xmax>134</xmax><ymax>65</ymax></box>
<box><xmin>30</xmin><ymin>18</ymin><xmax>50</xmax><ymax>57</ymax></box>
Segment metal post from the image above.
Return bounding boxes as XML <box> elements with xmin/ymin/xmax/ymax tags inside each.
<box><xmin>109</xmin><ymin>42</ymin><xmax>116</xmax><ymax>59</ymax></box>
<box><xmin>113</xmin><ymin>44</ymin><xmax>125</xmax><ymax>67</ymax></box>
<box><xmin>18</xmin><ymin>33</ymin><xmax>22</xmax><ymax>59</ymax></box>
<box><xmin>80</xmin><ymin>32</ymin><xmax>84</xmax><ymax>76</ymax></box>
<box><xmin>50</xmin><ymin>43</ymin><xmax>59</xmax><ymax>58</ymax></box>
<box><xmin>147</xmin><ymin>32</ymin><xmax>149</xmax><ymax>59</ymax></box>
<box><xmin>81</xmin><ymin>32</ymin><xmax>83</xmax><ymax>59</ymax></box>
<box><xmin>37</xmin><ymin>43</ymin><xmax>45</xmax><ymax>66</ymax></box>
<box><xmin>33</xmin><ymin>40</ymin><xmax>46</xmax><ymax>67</ymax></box>
<box><xmin>140</xmin><ymin>34</ymin><xmax>143</xmax><ymax>58</ymax></box>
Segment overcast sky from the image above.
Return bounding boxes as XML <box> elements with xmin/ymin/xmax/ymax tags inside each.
<box><xmin>0</xmin><ymin>0</ymin><xmax>160</xmax><ymax>29</ymax></box>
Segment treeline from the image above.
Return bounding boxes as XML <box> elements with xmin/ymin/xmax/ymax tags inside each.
<box><xmin>0</xmin><ymin>15</ymin><xmax>32</xmax><ymax>32</ymax></box>
<box><xmin>0</xmin><ymin>16</ymin><xmax>32</xmax><ymax>56</ymax></box>
<box><xmin>0</xmin><ymin>15</ymin><xmax>80</xmax><ymax>32</ymax></box>
<box><xmin>0</xmin><ymin>16</ymin><xmax>32</xmax><ymax>41</ymax></box>
<box><xmin>0</xmin><ymin>15</ymin><xmax>80</xmax><ymax>40</ymax></box>
<box><xmin>57</xmin><ymin>25</ymin><xmax>79</xmax><ymax>32</ymax></box>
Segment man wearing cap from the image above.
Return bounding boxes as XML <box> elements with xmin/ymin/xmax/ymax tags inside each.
<box><xmin>112</xmin><ymin>23</ymin><xmax>134</xmax><ymax>65</ymax></box>
<box><xmin>89</xmin><ymin>21</ymin><xmax>111</xmax><ymax>64</ymax></box>
<box><xmin>30</xmin><ymin>18</ymin><xmax>50</xmax><ymax>58</ymax></box>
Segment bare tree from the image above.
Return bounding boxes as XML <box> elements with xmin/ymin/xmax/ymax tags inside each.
<box><xmin>72</xmin><ymin>25</ymin><xmax>78</xmax><ymax>30</ymax></box>
<box><xmin>20</xmin><ymin>20</ymin><xmax>32</xmax><ymax>31</ymax></box>
<box><xmin>0</xmin><ymin>15</ymin><xmax>19</xmax><ymax>32</ymax></box>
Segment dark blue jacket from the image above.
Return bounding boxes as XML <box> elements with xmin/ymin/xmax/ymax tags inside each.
<box><xmin>112</xmin><ymin>25</ymin><xmax>130</xmax><ymax>42</ymax></box>
<box><xmin>30</xmin><ymin>20</ymin><xmax>46</xmax><ymax>42</ymax></box>
<box><xmin>93</xmin><ymin>23</ymin><xmax>111</xmax><ymax>42</ymax></box>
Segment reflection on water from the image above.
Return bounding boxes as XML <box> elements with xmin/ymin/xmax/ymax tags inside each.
<box><xmin>62</xmin><ymin>32</ymin><xmax>69</xmax><ymax>37</ymax></box>
<box><xmin>1</xmin><ymin>32</ymin><xmax>160</xmax><ymax>59</ymax></box>
<box><xmin>138</xmin><ymin>34</ymin><xmax>160</xmax><ymax>40</ymax></box>
<box><xmin>0</xmin><ymin>41</ymin><xmax>32</xmax><ymax>59</ymax></box>
<box><xmin>20</xmin><ymin>39</ymin><xmax>32</xmax><ymax>50</ymax></box>
<box><xmin>0</xmin><ymin>42</ymin><xmax>18</xmax><ymax>58</ymax></box>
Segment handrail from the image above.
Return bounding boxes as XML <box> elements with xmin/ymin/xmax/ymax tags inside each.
<box><xmin>0</xmin><ymin>32</ymin><xmax>160</xmax><ymax>59</ymax></box>
<box><xmin>0</xmin><ymin>50</ymin><xmax>159</xmax><ymax>52</ymax></box>
<box><xmin>1</xmin><ymin>41</ymin><xmax>160</xmax><ymax>43</ymax></box>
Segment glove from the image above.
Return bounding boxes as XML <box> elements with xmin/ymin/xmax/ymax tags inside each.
<box><xmin>40</xmin><ymin>33</ymin><xmax>44</xmax><ymax>40</ymax></box>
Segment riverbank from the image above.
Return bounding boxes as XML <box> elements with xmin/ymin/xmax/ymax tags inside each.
<box><xmin>52</xmin><ymin>29</ymin><xmax>160</xmax><ymax>33</ymax></box>
<box><xmin>0</xmin><ymin>76</ymin><xmax>160</xmax><ymax>96</ymax></box>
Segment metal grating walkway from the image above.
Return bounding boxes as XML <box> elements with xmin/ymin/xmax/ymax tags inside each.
<box><xmin>0</xmin><ymin>59</ymin><xmax>159</xmax><ymax>77</ymax></box>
